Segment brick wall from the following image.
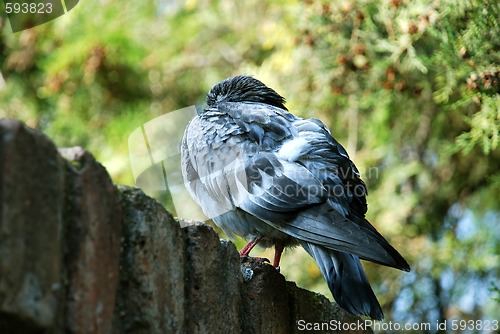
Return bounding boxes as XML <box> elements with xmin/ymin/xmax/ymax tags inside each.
<box><xmin>0</xmin><ymin>119</ymin><xmax>372</xmax><ymax>334</ymax></box>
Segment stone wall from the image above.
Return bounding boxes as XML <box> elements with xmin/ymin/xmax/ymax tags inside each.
<box><xmin>0</xmin><ymin>119</ymin><xmax>373</xmax><ymax>333</ymax></box>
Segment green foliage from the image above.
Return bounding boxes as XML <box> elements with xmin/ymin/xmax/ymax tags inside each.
<box><xmin>1</xmin><ymin>0</ymin><xmax>498</xmax><ymax>326</ymax></box>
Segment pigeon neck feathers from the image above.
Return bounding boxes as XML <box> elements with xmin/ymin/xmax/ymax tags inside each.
<box><xmin>206</xmin><ymin>75</ymin><xmax>288</xmax><ymax>111</ymax></box>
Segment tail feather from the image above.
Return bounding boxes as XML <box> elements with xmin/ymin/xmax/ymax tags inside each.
<box><xmin>300</xmin><ymin>241</ymin><xmax>384</xmax><ymax>320</ymax></box>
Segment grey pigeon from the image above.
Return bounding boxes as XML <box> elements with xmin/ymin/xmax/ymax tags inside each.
<box><xmin>181</xmin><ymin>75</ymin><xmax>410</xmax><ymax>320</ymax></box>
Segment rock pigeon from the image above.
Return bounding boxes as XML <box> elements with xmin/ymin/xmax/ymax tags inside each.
<box><xmin>181</xmin><ymin>75</ymin><xmax>410</xmax><ymax>320</ymax></box>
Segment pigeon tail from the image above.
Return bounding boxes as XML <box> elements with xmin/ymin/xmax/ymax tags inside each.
<box><xmin>300</xmin><ymin>241</ymin><xmax>384</xmax><ymax>320</ymax></box>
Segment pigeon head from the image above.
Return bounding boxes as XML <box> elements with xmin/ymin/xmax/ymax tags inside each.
<box><xmin>206</xmin><ymin>75</ymin><xmax>287</xmax><ymax>110</ymax></box>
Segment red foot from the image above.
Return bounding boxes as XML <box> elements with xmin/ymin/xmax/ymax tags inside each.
<box><xmin>239</xmin><ymin>237</ymin><xmax>284</xmax><ymax>272</ymax></box>
<box><xmin>239</xmin><ymin>237</ymin><xmax>262</xmax><ymax>257</ymax></box>
<box><xmin>273</xmin><ymin>240</ymin><xmax>284</xmax><ymax>268</ymax></box>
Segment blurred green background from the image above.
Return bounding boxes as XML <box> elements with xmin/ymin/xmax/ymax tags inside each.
<box><xmin>1</xmin><ymin>0</ymin><xmax>498</xmax><ymax>330</ymax></box>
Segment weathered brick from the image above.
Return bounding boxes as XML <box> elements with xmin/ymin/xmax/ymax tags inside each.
<box><xmin>288</xmin><ymin>283</ymin><xmax>374</xmax><ymax>334</ymax></box>
<box><xmin>240</xmin><ymin>258</ymin><xmax>290</xmax><ymax>334</ymax></box>
<box><xmin>59</xmin><ymin>147</ymin><xmax>122</xmax><ymax>334</ymax></box>
<box><xmin>183</xmin><ymin>223</ymin><xmax>242</xmax><ymax>334</ymax></box>
<box><xmin>113</xmin><ymin>186</ymin><xmax>185</xmax><ymax>334</ymax></box>
<box><xmin>0</xmin><ymin>119</ymin><xmax>65</xmax><ymax>333</ymax></box>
